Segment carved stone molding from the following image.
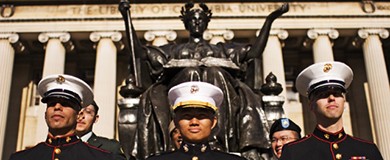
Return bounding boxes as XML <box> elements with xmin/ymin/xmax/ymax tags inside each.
<box><xmin>0</xmin><ymin>33</ymin><xmax>19</xmax><ymax>44</ymax></box>
<box><xmin>38</xmin><ymin>32</ymin><xmax>71</xmax><ymax>43</ymax></box>
<box><xmin>144</xmin><ymin>30</ymin><xmax>177</xmax><ymax>42</ymax></box>
<box><xmin>203</xmin><ymin>29</ymin><xmax>234</xmax><ymax>41</ymax></box>
<box><xmin>257</xmin><ymin>29</ymin><xmax>288</xmax><ymax>40</ymax></box>
<box><xmin>307</xmin><ymin>29</ymin><xmax>339</xmax><ymax>40</ymax></box>
<box><xmin>358</xmin><ymin>28</ymin><xmax>389</xmax><ymax>39</ymax></box>
<box><xmin>89</xmin><ymin>31</ymin><xmax>122</xmax><ymax>42</ymax></box>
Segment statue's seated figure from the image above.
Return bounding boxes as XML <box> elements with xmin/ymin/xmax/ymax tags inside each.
<box><xmin>120</xmin><ymin>2</ymin><xmax>289</xmax><ymax>160</ymax></box>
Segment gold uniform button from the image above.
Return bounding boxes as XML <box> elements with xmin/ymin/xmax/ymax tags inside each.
<box><xmin>333</xmin><ymin>143</ymin><xmax>339</xmax><ymax>149</ymax></box>
<box><xmin>192</xmin><ymin>156</ymin><xmax>199</xmax><ymax>160</ymax></box>
<box><xmin>54</xmin><ymin>148</ymin><xmax>61</xmax><ymax>154</ymax></box>
<box><xmin>335</xmin><ymin>153</ymin><xmax>342</xmax><ymax>159</ymax></box>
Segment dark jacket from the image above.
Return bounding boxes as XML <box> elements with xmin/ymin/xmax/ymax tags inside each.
<box><xmin>146</xmin><ymin>141</ymin><xmax>246</xmax><ymax>160</ymax></box>
<box><xmin>280</xmin><ymin>127</ymin><xmax>383</xmax><ymax>160</ymax></box>
<box><xmin>87</xmin><ymin>133</ymin><xmax>127</xmax><ymax>160</ymax></box>
<box><xmin>9</xmin><ymin>134</ymin><xmax>115</xmax><ymax>160</ymax></box>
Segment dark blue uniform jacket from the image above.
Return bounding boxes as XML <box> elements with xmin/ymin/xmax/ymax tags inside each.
<box><xmin>9</xmin><ymin>134</ymin><xmax>115</xmax><ymax>160</ymax></box>
<box><xmin>280</xmin><ymin>127</ymin><xmax>383</xmax><ymax>160</ymax></box>
<box><xmin>146</xmin><ymin>141</ymin><xmax>246</xmax><ymax>160</ymax></box>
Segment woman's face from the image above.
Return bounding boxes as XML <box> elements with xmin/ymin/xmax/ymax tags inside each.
<box><xmin>187</xmin><ymin>11</ymin><xmax>208</xmax><ymax>38</ymax></box>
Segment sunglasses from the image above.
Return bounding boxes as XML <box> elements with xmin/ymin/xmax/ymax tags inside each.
<box><xmin>310</xmin><ymin>88</ymin><xmax>345</xmax><ymax>99</ymax></box>
<box><xmin>46</xmin><ymin>98</ymin><xmax>80</xmax><ymax>109</ymax></box>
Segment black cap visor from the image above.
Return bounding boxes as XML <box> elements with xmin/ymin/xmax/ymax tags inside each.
<box><xmin>309</xmin><ymin>85</ymin><xmax>346</xmax><ymax>100</ymax></box>
<box><xmin>41</xmin><ymin>89</ymin><xmax>82</xmax><ymax>111</ymax></box>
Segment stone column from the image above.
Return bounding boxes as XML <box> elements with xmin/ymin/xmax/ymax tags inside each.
<box><xmin>144</xmin><ymin>30</ymin><xmax>177</xmax><ymax>46</ymax></box>
<box><xmin>0</xmin><ymin>33</ymin><xmax>18</xmax><ymax>159</ymax></box>
<box><xmin>203</xmin><ymin>29</ymin><xmax>234</xmax><ymax>45</ymax></box>
<box><xmin>38</xmin><ymin>32</ymin><xmax>70</xmax><ymax>76</ymax></box>
<box><xmin>262</xmin><ymin>29</ymin><xmax>288</xmax><ymax>99</ymax></box>
<box><xmin>262</xmin><ymin>29</ymin><xmax>305</xmax><ymax>131</ymax></box>
<box><xmin>307</xmin><ymin>29</ymin><xmax>339</xmax><ymax>62</ymax></box>
<box><xmin>90</xmin><ymin>31</ymin><xmax>122</xmax><ymax>138</ymax></box>
<box><xmin>358</xmin><ymin>28</ymin><xmax>390</xmax><ymax>158</ymax></box>
<box><xmin>33</xmin><ymin>32</ymin><xmax>71</xmax><ymax>143</ymax></box>
<box><xmin>30</xmin><ymin>32</ymin><xmax>71</xmax><ymax>144</ymax></box>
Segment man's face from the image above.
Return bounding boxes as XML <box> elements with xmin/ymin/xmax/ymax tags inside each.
<box><xmin>175</xmin><ymin>108</ymin><xmax>216</xmax><ymax>143</ymax></box>
<box><xmin>310</xmin><ymin>88</ymin><xmax>346</xmax><ymax>121</ymax></box>
<box><xmin>171</xmin><ymin>128</ymin><xmax>182</xmax><ymax>149</ymax></box>
<box><xmin>271</xmin><ymin>130</ymin><xmax>299</xmax><ymax>158</ymax></box>
<box><xmin>76</xmin><ymin>105</ymin><xmax>98</xmax><ymax>135</ymax></box>
<box><xmin>45</xmin><ymin>98</ymin><xmax>78</xmax><ymax>135</ymax></box>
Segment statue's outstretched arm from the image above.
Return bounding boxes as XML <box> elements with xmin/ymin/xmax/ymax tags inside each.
<box><xmin>119</xmin><ymin>0</ymin><xmax>146</xmax><ymax>88</ymax></box>
<box><xmin>119</xmin><ymin>0</ymin><xmax>145</xmax><ymax>58</ymax></box>
<box><xmin>246</xmin><ymin>3</ymin><xmax>289</xmax><ymax>60</ymax></box>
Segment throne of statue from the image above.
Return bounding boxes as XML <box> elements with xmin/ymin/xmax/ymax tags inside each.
<box><xmin>117</xmin><ymin>1</ymin><xmax>289</xmax><ymax>160</ymax></box>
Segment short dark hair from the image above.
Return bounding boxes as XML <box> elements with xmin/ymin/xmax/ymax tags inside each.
<box><xmin>89</xmin><ymin>100</ymin><xmax>99</xmax><ymax>115</ymax></box>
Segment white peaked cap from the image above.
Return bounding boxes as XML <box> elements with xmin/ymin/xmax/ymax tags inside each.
<box><xmin>38</xmin><ymin>74</ymin><xmax>93</xmax><ymax>110</ymax></box>
<box><xmin>295</xmin><ymin>61</ymin><xmax>353</xmax><ymax>97</ymax></box>
<box><xmin>168</xmin><ymin>81</ymin><xmax>223</xmax><ymax>112</ymax></box>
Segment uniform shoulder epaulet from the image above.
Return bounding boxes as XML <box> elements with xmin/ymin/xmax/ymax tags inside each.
<box><xmin>147</xmin><ymin>150</ymin><xmax>176</xmax><ymax>158</ymax></box>
<box><xmin>348</xmin><ymin>135</ymin><xmax>375</xmax><ymax>144</ymax></box>
<box><xmin>84</xmin><ymin>142</ymin><xmax>111</xmax><ymax>153</ymax></box>
<box><xmin>284</xmin><ymin>134</ymin><xmax>311</xmax><ymax>147</ymax></box>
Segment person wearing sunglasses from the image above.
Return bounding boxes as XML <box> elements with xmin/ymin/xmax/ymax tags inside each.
<box><xmin>280</xmin><ymin>61</ymin><xmax>383</xmax><ymax>160</ymax></box>
<box><xmin>9</xmin><ymin>74</ymin><xmax>114</xmax><ymax>160</ymax></box>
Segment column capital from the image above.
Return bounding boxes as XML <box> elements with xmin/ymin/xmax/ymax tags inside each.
<box><xmin>38</xmin><ymin>32</ymin><xmax>70</xmax><ymax>43</ymax></box>
<box><xmin>89</xmin><ymin>31</ymin><xmax>122</xmax><ymax>42</ymax></box>
<box><xmin>265</xmin><ymin>29</ymin><xmax>289</xmax><ymax>40</ymax></box>
<box><xmin>144</xmin><ymin>30</ymin><xmax>177</xmax><ymax>42</ymax></box>
<box><xmin>0</xmin><ymin>33</ymin><xmax>19</xmax><ymax>43</ymax></box>
<box><xmin>203</xmin><ymin>29</ymin><xmax>234</xmax><ymax>41</ymax></box>
<box><xmin>307</xmin><ymin>29</ymin><xmax>339</xmax><ymax>40</ymax></box>
<box><xmin>358</xmin><ymin>28</ymin><xmax>389</xmax><ymax>39</ymax></box>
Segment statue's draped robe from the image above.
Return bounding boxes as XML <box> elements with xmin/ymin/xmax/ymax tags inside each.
<box><xmin>136</xmin><ymin>41</ymin><xmax>270</xmax><ymax>159</ymax></box>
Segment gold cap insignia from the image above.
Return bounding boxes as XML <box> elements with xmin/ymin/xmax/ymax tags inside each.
<box><xmin>190</xmin><ymin>85</ymin><xmax>199</xmax><ymax>94</ymax></box>
<box><xmin>56</xmin><ymin>75</ymin><xmax>65</xmax><ymax>84</ymax></box>
<box><xmin>323</xmin><ymin>63</ymin><xmax>333</xmax><ymax>73</ymax></box>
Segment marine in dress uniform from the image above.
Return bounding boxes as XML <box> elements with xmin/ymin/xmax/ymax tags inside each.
<box><xmin>9</xmin><ymin>74</ymin><xmax>115</xmax><ymax>160</ymax></box>
<box><xmin>279</xmin><ymin>61</ymin><xmax>383</xmax><ymax>160</ymax></box>
<box><xmin>147</xmin><ymin>81</ymin><xmax>246</xmax><ymax>160</ymax></box>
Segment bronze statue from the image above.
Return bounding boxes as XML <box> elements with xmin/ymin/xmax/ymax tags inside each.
<box><xmin>119</xmin><ymin>1</ymin><xmax>289</xmax><ymax>160</ymax></box>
